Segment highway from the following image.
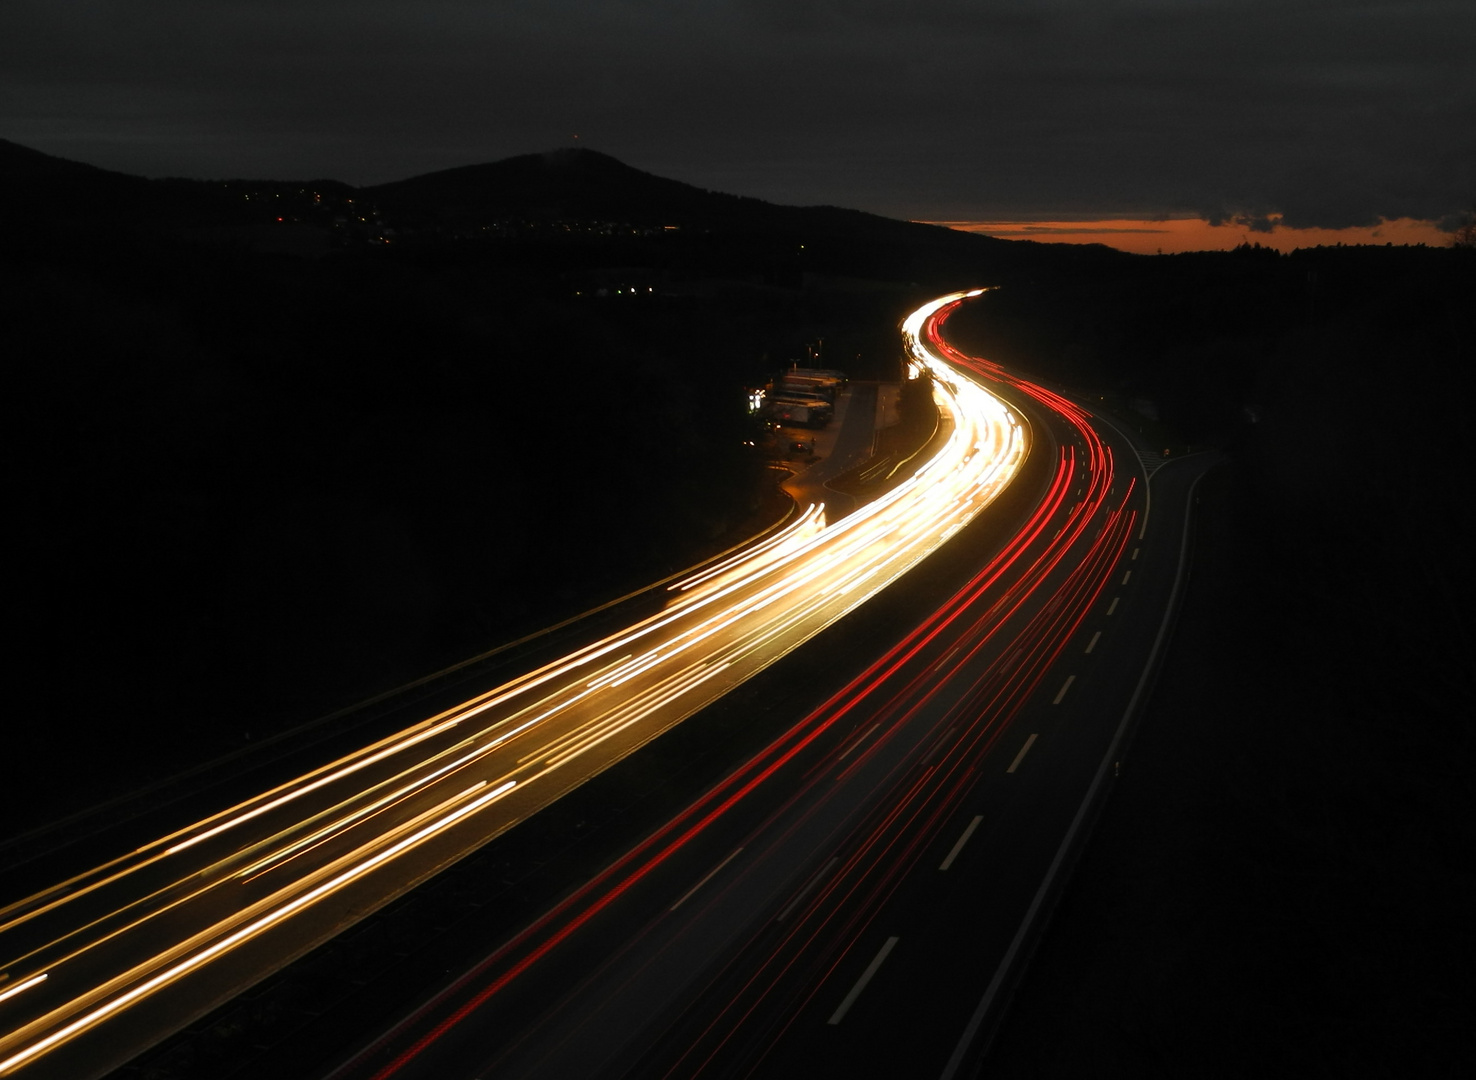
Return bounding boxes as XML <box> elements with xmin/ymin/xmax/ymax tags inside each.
<box><xmin>0</xmin><ymin>292</ymin><xmax>1040</xmax><ymax>1080</ymax></box>
<box><xmin>314</xmin><ymin>299</ymin><xmax>1216</xmax><ymax>1079</ymax></box>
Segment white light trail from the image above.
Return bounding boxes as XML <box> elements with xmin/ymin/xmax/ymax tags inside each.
<box><xmin>0</xmin><ymin>291</ymin><xmax>1029</xmax><ymax>1075</ymax></box>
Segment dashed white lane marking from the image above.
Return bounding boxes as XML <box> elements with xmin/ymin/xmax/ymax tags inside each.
<box><xmin>933</xmin><ymin>646</ymin><xmax>960</xmax><ymax>670</ymax></box>
<box><xmin>940</xmin><ymin>815</ymin><xmax>984</xmax><ymax>871</ymax></box>
<box><xmin>828</xmin><ymin>936</ymin><xmax>900</xmax><ymax>1025</ymax></box>
<box><xmin>670</xmin><ymin>848</ymin><xmax>743</xmax><ymax>911</ymax></box>
<box><xmin>1052</xmin><ymin>676</ymin><xmax>1075</xmax><ymax>705</ymax></box>
<box><xmin>922</xmin><ymin>726</ymin><xmax>957</xmax><ymax>766</ymax></box>
<box><xmin>1132</xmin><ymin>547</ymin><xmax>1140</xmax><ymax>560</ymax></box>
<box><xmin>1006</xmin><ymin>734</ymin><xmax>1039</xmax><ymax>775</ymax></box>
<box><xmin>1085</xmin><ymin>630</ymin><xmax>1101</xmax><ymax>654</ymax></box>
<box><xmin>1107</xmin><ymin>596</ymin><xmax>1120</xmax><ymax>616</ymax></box>
<box><xmin>837</xmin><ymin>723</ymin><xmax>880</xmax><ymax>763</ymax></box>
<box><xmin>777</xmin><ymin>857</ymin><xmax>840</xmax><ymax>923</ymax></box>
<box><xmin>1121</xmin><ymin>570</ymin><xmax>1133</xmax><ymax>585</ymax></box>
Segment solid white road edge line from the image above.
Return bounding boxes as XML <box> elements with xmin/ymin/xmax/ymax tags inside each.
<box><xmin>937</xmin><ymin>459</ymin><xmax>1215</xmax><ymax>1080</ymax></box>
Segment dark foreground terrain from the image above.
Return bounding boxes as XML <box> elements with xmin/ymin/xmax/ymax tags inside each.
<box><xmin>983</xmin><ymin>461</ymin><xmax>1472</xmax><ymax>1077</ymax></box>
<box><xmin>945</xmin><ymin>248</ymin><xmax>1475</xmax><ymax>1077</ymax></box>
<box><xmin>5</xmin><ymin>141</ymin><xmax>1041</xmax><ymax>836</ymax></box>
<box><xmin>4</xmin><ymin>137</ymin><xmax>1473</xmax><ymax>1077</ymax></box>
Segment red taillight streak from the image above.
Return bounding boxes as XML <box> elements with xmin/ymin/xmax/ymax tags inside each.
<box><xmin>362</xmin><ymin>487</ymin><xmax>1079</xmax><ymax>1075</ymax></box>
<box><xmin>357</xmin><ymin>305</ymin><xmax>1141</xmax><ymax>1079</ymax></box>
<box><xmin>666</xmin><ymin>761</ymin><xmax>951</xmax><ymax>1078</ymax></box>
<box><xmin>362</xmin><ymin>677</ymin><xmax>880</xmax><ymax>1078</ymax></box>
<box><xmin>658</xmin><ymin>511</ymin><xmax>1138</xmax><ymax>1072</ymax></box>
<box><xmin>821</xmin><ymin>455</ymin><xmax>1079</xmax><ymax>784</ymax></box>
<box><xmin>643</xmin><ymin>322</ymin><xmax>1145</xmax><ymax>1072</ymax></box>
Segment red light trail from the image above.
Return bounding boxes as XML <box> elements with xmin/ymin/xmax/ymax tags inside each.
<box><xmin>332</xmin><ymin>292</ymin><xmax>1140</xmax><ymax>1080</ymax></box>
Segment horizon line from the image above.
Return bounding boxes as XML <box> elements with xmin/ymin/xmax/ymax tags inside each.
<box><xmin>922</xmin><ymin>216</ymin><xmax>1455</xmax><ymax>255</ymax></box>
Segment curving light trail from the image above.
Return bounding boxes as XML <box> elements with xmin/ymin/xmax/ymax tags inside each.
<box><xmin>332</xmin><ymin>289</ymin><xmax>1142</xmax><ymax>1080</ymax></box>
<box><xmin>0</xmin><ymin>292</ymin><xmax>1030</xmax><ymax>1078</ymax></box>
<box><xmin>642</xmin><ymin>294</ymin><xmax>1138</xmax><ymax>1079</ymax></box>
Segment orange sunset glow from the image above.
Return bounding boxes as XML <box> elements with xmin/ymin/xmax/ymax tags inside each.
<box><xmin>928</xmin><ymin>216</ymin><xmax>1452</xmax><ymax>255</ymax></box>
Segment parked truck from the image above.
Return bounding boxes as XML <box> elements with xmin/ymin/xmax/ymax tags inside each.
<box><xmin>779</xmin><ymin>375</ymin><xmax>839</xmax><ymax>402</ymax></box>
<box><xmin>769</xmin><ymin>400</ymin><xmax>830</xmax><ymax>428</ymax></box>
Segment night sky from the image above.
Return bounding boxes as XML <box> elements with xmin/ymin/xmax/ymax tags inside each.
<box><xmin>5</xmin><ymin>1</ymin><xmax>1473</xmax><ymax>234</ymax></box>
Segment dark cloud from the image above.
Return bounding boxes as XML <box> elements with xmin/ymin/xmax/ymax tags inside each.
<box><xmin>2</xmin><ymin>0</ymin><xmax>1472</xmax><ymax>227</ymax></box>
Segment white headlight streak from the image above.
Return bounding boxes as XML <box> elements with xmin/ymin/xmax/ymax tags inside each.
<box><xmin>0</xmin><ymin>292</ymin><xmax>1027</xmax><ymax>1075</ymax></box>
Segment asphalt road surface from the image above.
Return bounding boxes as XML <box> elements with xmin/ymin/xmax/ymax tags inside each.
<box><xmin>318</xmin><ymin>296</ymin><xmax>1221</xmax><ymax>1080</ymax></box>
<box><xmin>1</xmin><ymin>292</ymin><xmax>1059</xmax><ymax>1080</ymax></box>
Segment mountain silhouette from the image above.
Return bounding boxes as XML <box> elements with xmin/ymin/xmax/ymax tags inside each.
<box><xmin>365</xmin><ymin>147</ymin><xmax>746</xmax><ymax>224</ymax></box>
<box><xmin>0</xmin><ymin>138</ymin><xmax>1111</xmax><ymax>276</ymax></box>
<box><xmin>362</xmin><ymin>147</ymin><xmax>1009</xmax><ymax>252</ymax></box>
<box><xmin>0</xmin><ymin>137</ymin><xmax>150</xmax><ymax>217</ymax></box>
<box><xmin>0</xmin><ymin>137</ymin><xmax>134</xmax><ymax>179</ymax></box>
